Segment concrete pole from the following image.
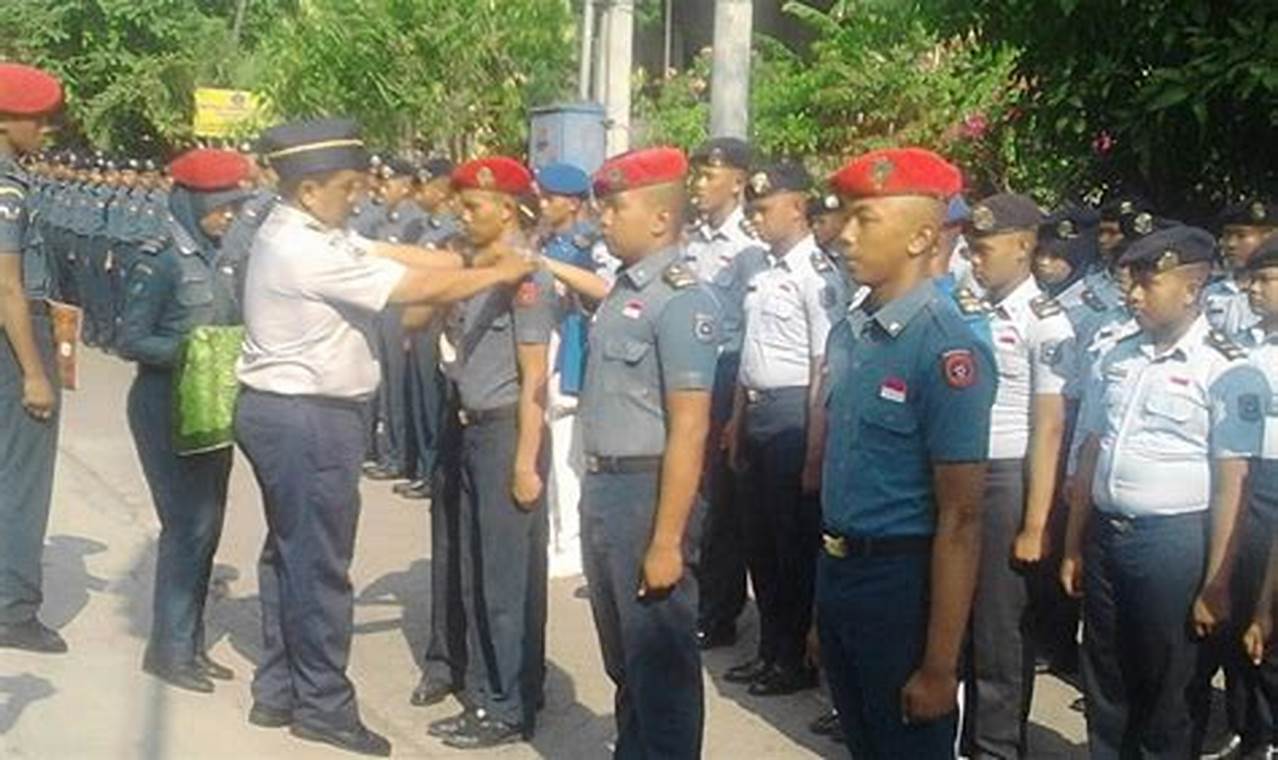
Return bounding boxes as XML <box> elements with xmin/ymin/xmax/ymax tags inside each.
<box><xmin>602</xmin><ymin>0</ymin><xmax>633</xmax><ymax>156</ymax></box>
<box><xmin>578</xmin><ymin>0</ymin><xmax>596</xmax><ymax>101</ymax></box>
<box><xmin>710</xmin><ymin>0</ymin><xmax>753</xmax><ymax>139</ymax></box>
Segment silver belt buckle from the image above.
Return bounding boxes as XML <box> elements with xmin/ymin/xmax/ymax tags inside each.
<box><xmin>458</xmin><ymin>409</ymin><xmax>471</xmax><ymax>426</ymax></box>
<box><xmin>822</xmin><ymin>533</ymin><xmax>848</xmax><ymax>559</ymax></box>
<box><xmin>745</xmin><ymin>388</ymin><xmax>762</xmax><ymax>404</ymax></box>
<box><xmin>585</xmin><ymin>455</ymin><xmax>600</xmax><ymax>473</ymax></box>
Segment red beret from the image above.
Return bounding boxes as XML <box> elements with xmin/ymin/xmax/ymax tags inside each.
<box><xmin>593</xmin><ymin>147</ymin><xmax>688</xmax><ymax>198</ymax></box>
<box><xmin>451</xmin><ymin>156</ymin><xmax>533</xmax><ymax>196</ymax></box>
<box><xmin>168</xmin><ymin>149</ymin><xmax>250</xmax><ymax>192</ymax></box>
<box><xmin>829</xmin><ymin>147</ymin><xmax>962</xmax><ymax>200</ymax></box>
<box><xmin>0</xmin><ymin>63</ymin><xmax>63</xmax><ymax>117</ymax></box>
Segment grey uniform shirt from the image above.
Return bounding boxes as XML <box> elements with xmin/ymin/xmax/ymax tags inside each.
<box><xmin>1204</xmin><ymin>277</ymin><xmax>1261</xmax><ymax>337</ymax></box>
<box><xmin>236</xmin><ymin>204</ymin><xmax>406</xmax><ymax>399</ymax></box>
<box><xmin>1079</xmin><ymin>315</ymin><xmax>1267</xmax><ymax>517</ymax></box>
<box><xmin>451</xmin><ymin>268</ymin><xmax>557</xmax><ymax>412</ymax></box>
<box><xmin>738</xmin><ymin>235</ymin><xmax>838</xmax><ymax>390</ymax></box>
<box><xmin>580</xmin><ymin>246</ymin><xmax>722</xmax><ymax>458</ymax></box>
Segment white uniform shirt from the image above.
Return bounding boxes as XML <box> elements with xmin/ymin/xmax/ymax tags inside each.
<box><xmin>684</xmin><ymin>205</ymin><xmax>758</xmax><ymax>283</ymax></box>
<box><xmin>738</xmin><ymin>235</ymin><xmax>836</xmax><ymax>390</ymax></box>
<box><xmin>1241</xmin><ymin>327</ymin><xmax>1278</xmax><ymax>460</ymax></box>
<box><xmin>1205</xmin><ymin>277</ymin><xmax>1261</xmax><ymax>337</ymax></box>
<box><xmin>986</xmin><ymin>277</ymin><xmax>1076</xmax><ymax>459</ymax></box>
<box><xmin>1080</xmin><ymin>316</ymin><xmax>1267</xmax><ymax>517</ymax></box>
<box><xmin>237</xmin><ymin>204</ymin><xmax>407</xmax><ymax>399</ymax></box>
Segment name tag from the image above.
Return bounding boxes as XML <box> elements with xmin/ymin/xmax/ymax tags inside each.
<box><xmin>879</xmin><ymin>377</ymin><xmax>907</xmax><ymax>404</ymax></box>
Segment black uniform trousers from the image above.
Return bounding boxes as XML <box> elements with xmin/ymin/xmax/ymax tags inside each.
<box><xmin>235</xmin><ymin>389</ymin><xmax>368</xmax><ymax>731</ymax></box>
<box><xmin>1029</xmin><ymin>400</ymin><xmax>1081</xmax><ymax>675</ymax></box>
<box><xmin>407</xmin><ymin>326</ymin><xmax>445</xmax><ymax>482</ymax></box>
<box><xmin>457</xmin><ymin>411</ymin><xmax>548</xmax><ymax>731</ymax></box>
<box><xmin>817</xmin><ymin>546</ymin><xmax>956</xmax><ymax>759</ymax></box>
<box><xmin>128</xmin><ymin>367</ymin><xmax>231</xmax><ymax>666</ymax></box>
<box><xmin>1081</xmin><ymin>510</ymin><xmax>1206</xmax><ymax>760</ymax></box>
<box><xmin>581</xmin><ymin>467</ymin><xmax>705</xmax><ymax>759</ymax></box>
<box><xmin>697</xmin><ymin>352</ymin><xmax>747</xmax><ymax>637</ymax></box>
<box><xmin>738</xmin><ymin>386</ymin><xmax>820</xmax><ymax>671</ymax></box>
<box><xmin>963</xmin><ymin>458</ymin><xmax>1034</xmax><ymax>759</ymax></box>
<box><xmin>370</xmin><ymin>309</ymin><xmax>409</xmax><ymax>473</ymax></box>
<box><xmin>419</xmin><ymin>381</ymin><xmax>466</xmax><ymax>688</ymax></box>
<box><xmin>0</xmin><ymin>312</ymin><xmax>60</xmax><ymax>625</ymax></box>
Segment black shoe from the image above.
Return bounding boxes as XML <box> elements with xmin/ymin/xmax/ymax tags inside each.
<box><xmin>748</xmin><ymin>665</ymin><xmax>818</xmax><ymax>696</ymax></box>
<box><xmin>724</xmin><ymin>657</ymin><xmax>771</xmax><ymax>684</ymax></box>
<box><xmin>0</xmin><ymin>619</ymin><xmax>67</xmax><ymax>654</ymax></box>
<box><xmin>142</xmin><ymin>659</ymin><xmax>215</xmax><ymax>693</ymax></box>
<box><xmin>410</xmin><ymin>676</ymin><xmax>453</xmax><ymax>707</ymax></box>
<box><xmin>362</xmin><ymin>463</ymin><xmax>405</xmax><ymax>481</ymax></box>
<box><xmin>441</xmin><ymin>715</ymin><xmax>524</xmax><ymax>749</ymax></box>
<box><xmin>1200</xmin><ymin>731</ymin><xmax>1242</xmax><ymax>760</ymax></box>
<box><xmin>248</xmin><ymin>702</ymin><xmax>293</xmax><ymax>728</ymax></box>
<box><xmin>195</xmin><ymin>652</ymin><xmax>234</xmax><ymax>681</ymax></box>
<box><xmin>697</xmin><ymin>624</ymin><xmax>737</xmax><ymax>650</ymax></box>
<box><xmin>809</xmin><ymin>711</ymin><xmax>840</xmax><ymax>737</ymax></box>
<box><xmin>400</xmin><ymin>481</ymin><xmax>432</xmax><ymax>500</ymax></box>
<box><xmin>428</xmin><ymin>710</ymin><xmax>476</xmax><ymax>738</ymax></box>
<box><xmin>290</xmin><ymin>722</ymin><xmax>391</xmax><ymax>757</ymax></box>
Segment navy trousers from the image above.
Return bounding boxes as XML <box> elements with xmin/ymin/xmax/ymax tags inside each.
<box><xmin>737</xmin><ymin>387</ymin><xmax>819</xmax><ymax>671</ymax></box>
<box><xmin>457</xmin><ymin>412</ymin><xmax>548</xmax><ymax>730</ymax></box>
<box><xmin>235</xmin><ymin>389</ymin><xmax>368</xmax><ymax>730</ymax></box>
<box><xmin>407</xmin><ymin>327</ymin><xmax>445</xmax><ymax>481</ymax></box>
<box><xmin>817</xmin><ymin>549</ymin><xmax>956</xmax><ymax>759</ymax></box>
<box><xmin>581</xmin><ymin>468</ymin><xmax>705</xmax><ymax>759</ymax></box>
<box><xmin>697</xmin><ymin>353</ymin><xmax>747</xmax><ymax>636</ymax></box>
<box><xmin>420</xmin><ymin>384</ymin><xmax>466</xmax><ymax>687</ymax></box>
<box><xmin>370</xmin><ymin>310</ymin><xmax>409</xmax><ymax>473</ymax></box>
<box><xmin>0</xmin><ymin>312</ymin><xmax>60</xmax><ymax>624</ymax></box>
<box><xmin>128</xmin><ymin>368</ymin><xmax>231</xmax><ymax>666</ymax></box>
<box><xmin>1081</xmin><ymin>511</ymin><xmax>1206</xmax><ymax>760</ymax></box>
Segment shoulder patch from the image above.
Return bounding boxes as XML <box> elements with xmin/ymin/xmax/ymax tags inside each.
<box><xmin>1206</xmin><ymin>329</ymin><xmax>1246</xmax><ymax>360</ymax></box>
<box><xmin>810</xmin><ymin>249</ymin><xmax>833</xmax><ymax>273</ymax></box>
<box><xmin>663</xmin><ymin>262</ymin><xmax>698</xmax><ymax>290</ymax></box>
<box><xmin>1030</xmin><ymin>294</ymin><xmax>1064</xmax><ymax>319</ymax></box>
<box><xmin>941</xmin><ymin>349</ymin><xmax>978</xmax><ymax>389</ymax></box>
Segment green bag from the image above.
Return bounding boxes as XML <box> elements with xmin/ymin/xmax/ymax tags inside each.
<box><xmin>172</xmin><ymin>325</ymin><xmax>245</xmax><ymax>456</ymax></box>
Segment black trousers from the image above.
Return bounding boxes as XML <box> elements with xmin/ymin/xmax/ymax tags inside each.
<box><xmin>128</xmin><ymin>368</ymin><xmax>231</xmax><ymax>666</ymax></box>
<box><xmin>370</xmin><ymin>309</ymin><xmax>409</xmax><ymax>473</ymax></box>
<box><xmin>457</xmin><ymin>413</ymin><xmax>548</xmax><ymax>730</ymax></box>
<box><xmin>697</xmin><ymin>353</ymin><xmax>746</xmax><ymax>636</ymax></box>
<box><xmin>581</xmin><ymin>468</ymin><xmax>705</xmax><ymax>759</ymax></box>
<box><xmin>235</xmin><ymin>389</ymin><xmax>368</xmax><ymax>731</ymax></box>
<box><xmin>963</xmin><ymin>458</ymin><xmax>1034</xmax><ymax>759</ymax></box>
<box><xmin>1082</xmin><ymin>510</ymin><xmax>1206</xmax><ymax>760</ymax></box>
<box><xmin>407</xmin><ymin>327</ymin><xmax>445</xmax><ymax>481</ymax></box>
<box><xmin>419</xmin><ymin>383</ymin><xmax>465</xmax><ymax>688</ymax></box>
<box><xmin>737</xmin><ymin>387</ymin><xmax>819</xmax><ymax>671</ymax></box>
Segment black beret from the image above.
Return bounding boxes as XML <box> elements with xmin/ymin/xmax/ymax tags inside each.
<box><xmin>1099</xmin><ymin>193</ymin><xmax>1154</xmax><ymax>222</ymax></box>
<box><xmin>1039</xmin><ymin>204</ymin><xmax>1100</xmax><ymax>271</ymax></box>
<box><xmin>806</xmin><ymin>191</ymin><xmax>844</xmax><ymax>217</ymax></box>
<box><xmin>1119</xmin><ymin>210</ymin><xmax>1177</xmax><ymax>242</ymax></box>
<box><xmin>419</xmin><ymin>157</ymin><xmax>456</xmax><ymax>182</ymax></box>
<box><xmin>1118</xmin><ymin>225</ymin><xmax>1216</xmax><ymax>272</ymax></box>
<box><xmin>744</xmin><ymin>161</ymin><xmax>812</xmax><ymax>202</ymax></box>
<box><xmin>691</xmin><ymin>136</ymin><xmax>752</xmax><ymax>170</ymax></box>
<box><xmin>379</xmin><ymin>155</ymin><xmax>416</xmax><ymax>178</ymax></box>
<box><xmin>1217</xmin><ymin>198</ymin><xmax>1278</xmax><ymax>229</ymax></box>
<box><xmin>1245</xmin><ymin>235</ymin><xmax>1278</xmax><ymax>272</ymax></box>
<box><xmin>966</xmin><ymin>193</ymin><xmax>1043</xmax><ymax>236</ymax></box>
<box><xmin>259</xmin><ymin>117</ymin><xmax>369</xmax><ymax>182</ymax></box>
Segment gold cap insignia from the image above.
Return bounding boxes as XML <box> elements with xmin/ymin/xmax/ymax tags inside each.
<box><xmin>1251</xmin><ymin>201</ymin><xmax>1267</xmax><ymax>222</ymax></box>
<box><xmin>1119</xmin><ymin>200</ymin><xmax>1134</xmax><ymax>215</ymax></box>
<box><xmin>1155</xmin><ymin>249</ymin><xmax>1181</xmax><ymax>272</ymax></box>
<box><xmin>707</xmin><ymin>147</ymin><xmax>725</xmax><ymax>167</ymax></box>
<box><xmin>972</xmin><ymin>205</ymin><xmax>996</xmax><ymax>232</ymax></box>
<box><xmin>870</xmin><ymin>157</ymin><xmax>894</xmax><ymax>190</ymax></box>
<box><xmin>1056</xmin><ymin>220</ymin><xmax>1077</xmax><ymax>239</ymax></box>
<box><xmin>1133</xmin><ymin>212</ymin><xmax>1154</xmax><ymax>236</ymax></box>
<box><xmin>749</xmin><ymin>172</ymin><xmax>771</xmax><ymax>196</ymax></box>
<box><xmin>823</xmin><ymin>194</ymin><xmax>840</xmax><ymax>210</ymax></box>
<box><xmin>475</xmin><ymin>166</ymin><xmax>496</xmax><ymax>189</ymax></box>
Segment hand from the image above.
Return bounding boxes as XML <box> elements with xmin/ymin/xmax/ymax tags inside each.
<box><xmin>1060</xmin><ymin>551</ymin><xmax>1084</xmax><ymax>599</ymax></box>
<box><xmin>801</xmin><ymin>457</ymin><xmax>822</xmax><ymax>495</ymax></box>
<box><xmin>22</xmin><ymin>373</ymin><xmax>56</xmax><ymax>421</ymax></box>
<box><xmin>1012</xmin><ymin>524</ymin><xmax>1050</xmax><ymax>565</ymax></box>
<box><xmin>1192</xmin><ymin>582</ymin><xmax>1230</xmax><ymax>639</ymax></box>
<box><xmin>493</xmin><ymin>250</ymin><xmax>538</xmax><ymax>284</ymax></box>
<box><xmin>637</xmin><ymin>543</ymin><xmax>683</xmax><ymax>600</ymax></box>
<box><xmin>1244</xmin><ymin>618</ymin><xmax>1271</xmax><ymax>666</ymax></box>
<box><xmin>900</xmin><ymin>666</ymin><xmax>958</xmax><ymax>724</ymax></box>
<box><xmin>511</xmin><ymin>468</ymin><xmax>543</xmax><ymax>509</ymax></box>
<box><xmin>804</xmin><ymin>623</ymin><xmax>821</xmax><ymax>670</ymax></box>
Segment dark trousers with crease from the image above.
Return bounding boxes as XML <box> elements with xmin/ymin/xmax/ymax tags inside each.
<box><xmin>0</xmin><ymin>312</ymin><xmax>60</xmax><ymax>625</ymax></box>
<box><xmin>420</xmin><ymin>383</ymin><xmax>466</xmax><ymax>687</ymax></box>
<box><xmin>457</xmin><ymin>413</ymin><xmax>548</xmax><ymax>730</ymax></box>
<box><xmin>738</xmin><ymin>386</ymin><xmax>819</xmax><ymax>671</ymax></box>
<box><xmin>128</xmin><ymin>367</ymin><xmax>231</xmax><ymax>666</ymax></box>
<box><xmin>963</xmin><ymin>458</ymin><xmax>1034</xmax><ymax>759</ymax></box>
<box><xmin>407</xmin><ymin>327</ymin><xmax>445</xmax><ymax>481</ymax></box>
<box><xmin>582</xmin><ymin>468</ymin><xmax>705</xmax><ymax>759</ymax></box>
<box><xmin>235</xmin><ymin>389</ymin><xmax>367</xmax><ymax>731</ymax></box>
<box><xmin>697</xmin><ymin>353</ymin><xmax>747</xmax><ymax>637</ymax></box>
<box><xmin>370</xmin><ymin>310</ymin><xmax>409</xmax><ymax>473</ymax></box>
<box><xmin>1082</xmin><ymin>510</ymin><xmax>1205</xmax><ymax>760</ymax></box>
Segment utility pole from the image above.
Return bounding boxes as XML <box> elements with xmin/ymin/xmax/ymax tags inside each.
<box><xmin>601</xmin><ymin>0</ymin><xmax>634</xmax><ymax>156</ymax></box>
<box><xmin>710</xmin><ymin>0</ymin><xmax>753</xmax><ymax>139</ymax></box>
<box><xmin>578</xmin><ymin>0</ymin><xmax>596</xmax><ymax>100</ymax></box>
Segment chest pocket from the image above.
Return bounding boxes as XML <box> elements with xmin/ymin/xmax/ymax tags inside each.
<box><xmin>1144</xmin><ymin>389</ymin><xmax>1198</xmax><ymax>424</ymax></box>
<box><xmin>762</xmin><ymin>287</ymin><xmax>800</xmax><ymax>320</ymax></box>
<box><xmin>860</xmin><ymin>400</ymin><xmax>919</xmax><ymax>443</ymax></box>
<box><xmin>993</xmin><ymin>330</ymin><xmax>1027</xmax><ymax>379</ymax></box>
<box><xmin>602</xmin><ymin>336</ymin><xmax>651</xmax><ymax>365</ymax></box>
<box><xmin>174</xmin><ymin>254</ymin><xmax>215</xmax><ymax>309</ymax></box>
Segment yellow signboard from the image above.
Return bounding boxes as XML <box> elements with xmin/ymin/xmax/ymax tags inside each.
<box><xmin>193</xmin><ymin>88</ymin><xmax>263</xmax><ymax>137</ymax></box>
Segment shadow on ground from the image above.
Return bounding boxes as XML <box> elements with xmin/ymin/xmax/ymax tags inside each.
<box><xmin>0</xmin><ymin>673</ymin><xmax>55</xmax><ymax>735</ymax></box>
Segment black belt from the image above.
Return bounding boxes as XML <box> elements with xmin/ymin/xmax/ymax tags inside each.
<box><xmin>585</xmin><ymin>455</ymin><xmax>663</xmax><ymax>474</ymax></box>
<box><xmin>458</xmin><ymin>403</ymin><xmax>518</xmax><ymax>427</ymax></box>
<box><xmin>744</xmin><ymin>386</ymin><xmax>804</xmax><ymax>405</ymax></box>
<box><xmin>28</xmin><ymin>299</ymin><xmax>48</xmax><ymax>316</ymax></box>
<box><xmin>821</xmin><ymin>532</ymin><xmax>932</xmax><ymax>559</ymax></box>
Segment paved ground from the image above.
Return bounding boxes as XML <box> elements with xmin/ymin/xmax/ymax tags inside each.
<box><xmin>0</xmin><ymin>348</ymin><xmax>1091</xmax><ymax>758</ymax></box>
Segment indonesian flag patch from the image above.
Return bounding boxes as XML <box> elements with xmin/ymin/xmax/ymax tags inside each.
<box><xmin>879</xmin><ymin>376</ymin><xmax>908</xmax><ymax>403</ymax></box>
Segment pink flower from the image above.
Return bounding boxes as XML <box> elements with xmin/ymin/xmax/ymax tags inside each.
<box><xmin>959</xmin><ymin>113</ymin><xmax>988</xmax><ymax>139</ymax></box>
<box><xmin>1092</xmin><ymin>130</ymin><xmax>1114</xmax><ymax>155</ymax></box>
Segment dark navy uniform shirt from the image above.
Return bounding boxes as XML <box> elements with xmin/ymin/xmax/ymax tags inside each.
<box><xmin>822</xmin><ymin>280</ymin><xmax>997</xmax><ymax>538</ymax></box>
<box><xmin>0</xmin><ymin>157</ymin><xmax>52</xmax><ymax>299</ymax></box>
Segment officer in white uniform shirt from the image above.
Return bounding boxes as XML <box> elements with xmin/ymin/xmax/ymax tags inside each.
<box><xmin>959</xmin><ymin>193</ymin><xmax>1076</xmax><ymax>759</ymax></box>
<box><xmin>232</xmin><ymin>117</ymin><xmax>535</xmax><ymax>758</ymax></box>
<box><xmin>1205</xmin><ymin>198</ymin><xmax>1275</xmax><ymax>337</ymax></box>
<box><xmin>721</xmin><ymin>162</ymin><xmax>839</xmax><ymax>696</ymax></box>
<box><xmin>1062</xmin><ymin>225</ymin><xmax>1267</xmax><ymax>760</ymax></box>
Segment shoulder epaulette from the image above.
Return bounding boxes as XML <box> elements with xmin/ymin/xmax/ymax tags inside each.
<box><xmin>138</xmin><ymin>238</ymin><xmax>166</xmax><ymax>255</ymax></box>
<box><xmin>809</xmin><ymin>249</ymin><xmax>834</xmax><ymax>273</ymax></box>
<box><xmin>663</xmin><ymin>262</ymin><xmax>698</xmax><ymax>290</ymax></box>
<box><xmin>954</xmin><ymin>287</ymin><xmax>990</xmax><ymax>316</ymax></box>
<box><xmin>1030</xmin><ymin>294</ymin><xmax>1064</xmax><ymax>319</ymax></box>
<box><xmin>1206</xmin><ymin>329</ymin><xmax>1246</xmax><ymax>360</ymax></box>
<box><xmin>1081</xmin><ymin>288</ymin><xmax>1108</xmax><ymax>312</ymax></box>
